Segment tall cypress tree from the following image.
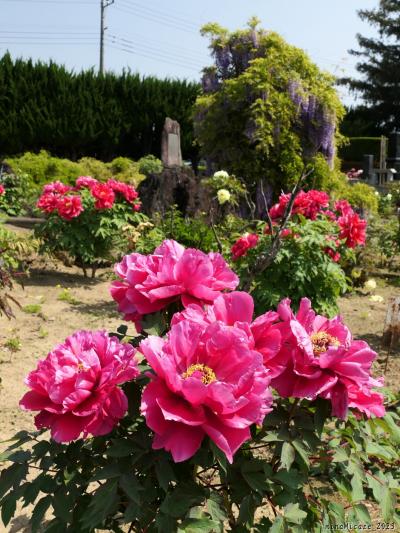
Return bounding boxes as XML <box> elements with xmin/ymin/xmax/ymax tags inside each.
<box><xmin>343</xmin><ymin>0</ymin><xmax>400</xmax><ymax>132</ymax></box>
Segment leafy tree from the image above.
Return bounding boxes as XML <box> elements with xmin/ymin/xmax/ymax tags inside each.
<box><xmin>342</xmin><ymin>0</ymin><xmax>400</xmax><ymax>133</ymax></box>
<box><xmin>194</xmin><ymin>19</ymin><xmax>345</xmax><ymax>195</ymax></box>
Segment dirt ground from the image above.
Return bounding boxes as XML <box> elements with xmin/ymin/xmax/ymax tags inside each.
<box><xmin>0</xmin><ymin>253</ymin><xmax>399</xmax><ymax>532</ymax></box>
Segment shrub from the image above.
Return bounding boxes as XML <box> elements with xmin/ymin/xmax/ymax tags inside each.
<box><xmin>1</xmin><ymin>240</ymin><xmax>398</xmax><ymax>532</ymax></box>
<box><xmin>138</xmin><ymin>154</ymin><xmax>163</xmax><ymax>176</ymax></box>
<box><xmin>337</xmin><ymin>182</ymin><xmax>378</xmax><ymax>214</ymax></box>
<box><xmin>194</xmin><ymin>19</ymin><xmax>345</xmax><ymax>194</ymax></box>
<box><xmin>34</xmin><ymin>176</ymin><xmax>145</xmax><ymax>276</ymax></box>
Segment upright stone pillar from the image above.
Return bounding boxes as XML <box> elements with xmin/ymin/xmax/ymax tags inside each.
<box><xmin>387</xmin><ymin>130</ymin><xmax>400</xmax><ymax>173</ymax></box>
<box><xmin>161</xmin><ymin>118</ymin><xmax>183</xmax><ymax>167</ymax></box>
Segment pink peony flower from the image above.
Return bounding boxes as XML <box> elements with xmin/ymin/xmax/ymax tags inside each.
<box><xmin>57</xmin><ymin>195</ymin><xmax>84</xmax><ymax>220</ymax></box>
<box><xmin>91</xmin><ymin>183</ymin><xmax>115</xmax><ymax>209</ymax></box>
<box><xmin>140</xmin><ymin>318</ymin><xmax>273</xmax><ymax>462</ymax></box>
<box><xmin>110</xmin><ymin>240</ymin><xmax>239</xmax><ymax>325</ymax></box>
<box><xmin>171</xmin><ymin>291</ymin><xmax>283</xmax><ymax>378</ymax></box>
<box><xmin>43</xmin><ymin>181</ymin><xmax>73</xmax><ymax>195</ymax></box>
<box><xmin>231</xmin><ymin>233</ymin><xmax>259</xmax><ymax>260</ymax></box>
<box><xmin>37</xmin><ymin>192</ymin><xmax>60</xmax><ymax>213</ymax></box>
<box><xmin>334</xmin><ymin>199</ymin><xmax>353</xmax><ymax>216</ymax></box>
<box><xmin>338</xmin><ymin>211</ymin><xmax>367</xmax><ymax>248</ymax></box>
<box><xmin>20</xmin><ymin>330</ymin><xmax>139</xmax><ymax>442</ymax></box>
<box><xmin>76</xmin><ymin>176</ymin><xmax>98</xmax><ymax>189</ymax></box>
<box><xmin>0</xmin><ymin>185</ymin><xmax>5</xmax><ymax>195</ymax></box>
<box><xmin>270</xmin><ymin>298</ymin><xmax>384</xmax><ymax>419</ymax></box>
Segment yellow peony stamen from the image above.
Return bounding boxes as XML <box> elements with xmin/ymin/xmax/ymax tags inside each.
<box><xmin>310</xmin><ymin>332</ymin><xmax>340</xmax><ymax>356</ymax></box>
<box><xmin>182</xmin><ymin>364</ymin><xmax>216</xmax><ymax>385</ymax></box>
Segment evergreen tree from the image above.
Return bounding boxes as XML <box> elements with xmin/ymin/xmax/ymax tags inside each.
<box><xmin>343</xmin><ymin>0</ymin><xmax>400</xmax><ymax>133</ymax></box>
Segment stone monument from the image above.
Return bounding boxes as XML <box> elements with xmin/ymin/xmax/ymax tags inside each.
<box><xmin>161</xmin><ymin>117</ymin><xmax>183</xmax><ymax>167</ymax></box>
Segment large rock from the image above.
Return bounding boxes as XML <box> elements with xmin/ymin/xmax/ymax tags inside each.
<box><xmin>138</xmin><ymin>167</ymin><xmax>211</xmax><ymax>217</ymax></box>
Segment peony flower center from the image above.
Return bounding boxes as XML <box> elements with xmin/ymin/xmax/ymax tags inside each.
<box><xmin>182</xmin><ymin>364</ymin><xmax>216</xmax><ymax>385</ymax></box>
<box><xmin>77</xmin><ymin>362</ymin><xmax>86</xmax><ymax>373</ymax></box>
<box><xmin>310</xmin><ymin>332</ymin><xmax>340</xmax><ymax>355</ymax></box>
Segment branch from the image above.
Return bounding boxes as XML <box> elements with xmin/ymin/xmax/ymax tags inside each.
<box><xmin>242</xmin><ymin>168</ymin><xmax>312</xmax><ymax>292</ymax></box>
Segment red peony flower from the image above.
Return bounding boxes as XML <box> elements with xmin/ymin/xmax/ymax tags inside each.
<box><xmin>75</xmin><ymin>176</ymin><xmax>98</xmax><ymax>189</ymax></box>
<box><xmin>91</xmin><ymin>183</ymin><xmax>115</xmax><ymax>209</ymax></box>
<box><xmin>338</xmin><ymin>211</ymin><xmax>366</xmax><ymax>248</ymax></box>
<box><xmin>37</xmin><ymin>192</ymin><xmax>61</xmax><ymax>213</ymax></box>
<box><xmin>57</xmin><ymin>195</ymin><xmax>84</xmax><ymax>220</ymax></box>
<box><xmin>43</xmin><ymin>181</ymin><xmax>73</xmax><ymax>195</ymax></box>
<box><xmin>269</xmin><ymin>190</ymin><xmax>329</xmax><ymax>221</ymax></box>
<box><xmin>107</xmin><ymin>179</ymin><xmax>139</xmax><ymax>203</ymax></box>
<box><xmin>231</xmin><ymin>233</ymin><xmax>259</xmax><ymax>260</ymax></box>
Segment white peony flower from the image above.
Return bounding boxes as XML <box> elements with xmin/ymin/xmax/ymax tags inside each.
<box><xmin>213</xmin><ymin>170</ymin><xmax>229</xmax><ymax>180</ymax></box>
<box><xmin>364</xmin><ymin>279</ymin><xmax>377</xmax><ymax>291</ymax></box>
<box><xmin>217</xmin><ymin>189</ymin><xmax>231</xmax><ymax>205</ymax></box>
<box><xmin>386</xmin><ymin>193</ymin><xmax>392</xmax><ymax>200</ymax></box>
<box><xmin>369</xmin><ymin>294</ymin><xmax>384</xmax><ymax>303</ymax></box>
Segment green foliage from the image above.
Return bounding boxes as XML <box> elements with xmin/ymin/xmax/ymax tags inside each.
<box><xmin>135</xmin><ymin>206</ymin><xmax>217</xmax><ymax>254</ymax></box>
<box><xmin>0</xmin><ymin>172</ymin><xmax>36</xmax><ymax>216</ymax></box>
<box><xmin>0</xmin><ymin>53</ymin><xmax>200</xmax><ymax>161</ymax></box>
<box><xmin>5</xmin><ymin>151</ymin><xmax>146</xmax><ymax>195</ymax></box>
<box><xmin>138</xmin><ymin>155</ymin><xmax>163</xmax><ymax>176</ymax></box>
<box><xmin>235</xmin><ymin>218</ymin><xmax>349</xmax><ymax>316</ymax></box>
<box><xmin>338</xmin><ymin>183</ymin><xmax>378</xmax><ymax>214</ymax></box>
<box><xmin>0</xmin><ymin>224</ymin><xmax>38</xmax><ymax>272</ymax></box>
<box><xmin>194</xmin><ymin>21</ymin><xmax>345</xmax><ymax>193</ymax></box>
<box><xmin>364</xmin><ymin>215</ymin><xmax>399</xmax><ymax>269</ymax></box>
<box><xmin>1</xmin><ymin>393</ymin><xmax>398</xmax><ymax>532</ymax></box>
<box><xmin>34</xmin><ymin>188</ymin><xmax>148</xmax><ymax>276</ymax></box>
<box><xmin>202</xmin><ymin>171</ymin><xmax>247</xmax><ymax>207</ymax></box>
<box><xmin>339</xmin><ymin>137</ymin><xmax>381</xmax><ymax>163</ymax></box>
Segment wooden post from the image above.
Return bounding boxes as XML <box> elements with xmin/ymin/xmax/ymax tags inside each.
<box><xmin>382</xmin><ymin>297</ymin><xmax>400</xmax><ymax>349</ymax></box>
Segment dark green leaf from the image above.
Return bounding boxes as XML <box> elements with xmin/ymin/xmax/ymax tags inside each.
<box><xmin>0</xmin><ymin>462</ymin><xmax>28</xmax><ymax>500</ymax></box>
<box><xmin>155</xmin><ymin>457</ymin><xmax>176</xmax><ymax>492</ymax></box>
<box><xmin>178</xmin><ymin>517</ymin><xmax>220</xmax><ymax>532</ymax></box>
<box><xmin>119</xmin><ymin>473</ymin><xmax>143</xmax><ymax>504</ymax></box>
<box><xmin>31</xmin><ymin>495</ymin><xmax>52</xmax><ymax>533</ymax></box>
<box><xmin>80</xmin><ymin>479</ymin><xmax>120</xmax><ymax>529</ymax></box>
<box><xmin>0</xmin><ymin>491</ymin><xmax>17</xmax><ymax>527</ymax></box>
<box><xmin>106</xmin><ymin>438</ymin><xmax>137</xmax><ymax>457</ymax></box>
<box><xmin>160</xmin><ymin>484</ymin><xmax>205</xmax><ymax>518</ymax></box>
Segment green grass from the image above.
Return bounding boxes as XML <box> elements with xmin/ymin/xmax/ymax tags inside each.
<box><xmin>22</xmin><ymin>304</ymin><xmax>42</xmax><ymax>314</ymax></box>
<box><xmin>57</xmin><ymin>288</ymin><xmax>80</xmax><ymax>305</ymax></box>
<box><xmin>4</xmin><ymin>337</ymin><xmax>22</xmax><ymax>352</ymax></box>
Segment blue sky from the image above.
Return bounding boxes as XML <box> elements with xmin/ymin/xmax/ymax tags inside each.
<box><xmin>1</xmin><ymin>0</ymin><xmax>378</xmax><ymax>105</ymax></box>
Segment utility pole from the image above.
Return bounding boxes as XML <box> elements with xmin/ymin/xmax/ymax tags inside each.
<box><xmin>99</xmin><ymin>0</ymin><xmax>114</xmax><ymax>75</ymax></box>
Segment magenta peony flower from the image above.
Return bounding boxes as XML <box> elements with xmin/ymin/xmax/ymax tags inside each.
<box><xmin>91</xmin><ymin>183</ymin><xmax>115</xmax><ymax>209</ymax></box>
<box><xmin>75</xmin><ymin>176</ymin><xmax>98</xmax><ymax>189</ymax></box>
<box><xmin>37</xmin><ymin>192</ymin><xmax>60</xmax><ymax>213</ymax></box>
<box><xmin>231</xmin><ymin>233</ymin><xmax>259</xmax><ymax>260</ymax></box>
<box><xmin>57</xmin><ymin>195</ymin><xmax>84</xmax><ymax>220</ymax></box>
<box><xmin>140</xmin><ymin>318</ymin><xmax>273</xmax><ymax>463</ymax></box>
<box><xmin>20</xmin><ymin>330</ymin><xmax>139</xmax><ymax>442</ymax></box>
<box><xmin>107</xmin><ymin>179</ymin><xmax>139</xmax><ymax>204</ymax></box>
<box><xmin>43</xmin><ymin>181</ymin><xmax>73</xmax><ymax>195</ymax></box>
<box><xmin>110</xmin><ymin>240</ymin><xmax>239</xmax><ymax>326</ymax></box>
<box><xmin>269</xmin><ymin>190</ymin><xmax>329</xmax><ymax>221</ymax></box>
<box><xmin>271</xmin><ymin>298</ymin><xmax>385</xmax><ymax>419</ymax></box>
<box><xmin>0</xmin><ymin>185</ymin><xmax>5</xmax><ymax>195</ymax></box>
<box><xmin>171</xmin><ymin>291</ymin><xmax>283</xmax><ymax>378</ymax></box>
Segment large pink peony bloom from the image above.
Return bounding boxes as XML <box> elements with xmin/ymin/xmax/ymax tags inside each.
<box><xmin>110</xmin><ymin>240</ymin><xmax>239</xmax><ymax>326</ymax></box>
<box><xmin>172</xmin><ymin>292</ymin><xmax>284</xmax><ymax>378</ymax></box>
<box><xmin>20</xmin><ymin>331</ymin><xmax>139</xmax><ymax>442</ymax></box>
<box><xmin>140</xmin><ymin>318</ymin><xmax>273</xmax><ymax>463</ymax></box>
<box><xmin>37</xmin><ymin>192</ymin><xmax>60</xmax><ymax>213</ymax></box>
<box><xmin>271</xmin><ymin>298</ymin><xmax>385</xmax><ymax>419</ymax></box>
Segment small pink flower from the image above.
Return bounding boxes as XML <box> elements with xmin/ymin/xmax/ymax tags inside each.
<box><xmin>271</xmin><ymin>298</ymin><xmax>384</xmax><ymax>419</ymax></box>
<box><xmin>76</xmin><ymin>176</ymin><xmax>98</xmax><ymax>189</ymax></box>
<box><xmin>140</xmin><ymin>318</ymin><xmax>272</xmax><ymax>463</ymax></box>
<box><xmin>91</xmin><ymin>183</ymin><xmax>115</xmax><ymax>209</ymax></box>
<box><xmin>111</xmin><ymin>240</ymin><xmax>239</xmax><ymax>325</ymax></box>
<box><xmin>43</xmin><ymin>181</ymin><xmax>73</xmax><ymax>195</ymax></box>
<box><xmin>57</xmin><ymin>195</ymin><xmax>84</xmax><ymax>220</ymax></box>
<box><xmin>231</xmin><ymin>233</ymin><xmax>259</xmax><ymax>260</ymax></box>
<box><xmin>20</xmin><ymin>331</ymin><xmax>139</xmax><ymax>442</ymax></box>
<box><xmin>0</xmin><ymin>185</ymin><xmax>5</xmax><ymax>195</ymax></box>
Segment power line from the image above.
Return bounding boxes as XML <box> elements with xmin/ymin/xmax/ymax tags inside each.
<box><xmin>0</xmin><ymin>41</ymin><xmax>98</xmax><ymax>45</ymax></box>
<box><xmin>113</xmin><ymin>4</ymin><xmax>197</xmax><ymax>35</ymax></box>
<box><xmin>107</xmin><ymin>34</ymin><xmax>202</xmax><ymax>69</ymax></box>
<box><xmin>106</xmin><ymin>42</ymin><xmax>200</xmax><ymax>72</ymax></box>
<box><xmin>1</xmin><ymin>0</ymin><xmax>97</xmax><ymax>3</ymax></box>
<box><xmin>118</xmin><ymin>0</ymin><xmax>197</xmax><ymax>31</ymax></box>
<box><xmin>0</xmin><ymin>30</ymin><xmax>98</xmax><ymax>35</ymax></box>
<box><xmin>121</xmin><ymin>0</ymin><xmax>198</xmax><ymax>27</ymax></box>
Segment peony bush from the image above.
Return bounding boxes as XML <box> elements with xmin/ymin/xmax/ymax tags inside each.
<box><xmin>35</xmin><ymin>176</ymin><xmax>144</xmax><ymax>277</ymax></box>
<box><xmin>231</xmin><ymin>190</ymin><xmax>367</xmax><ymax>316</ymax></box>
<box><xmin>1</xmin><ymin>239</ymin><xmax>399</xmax><ymax>532</ymax></box>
